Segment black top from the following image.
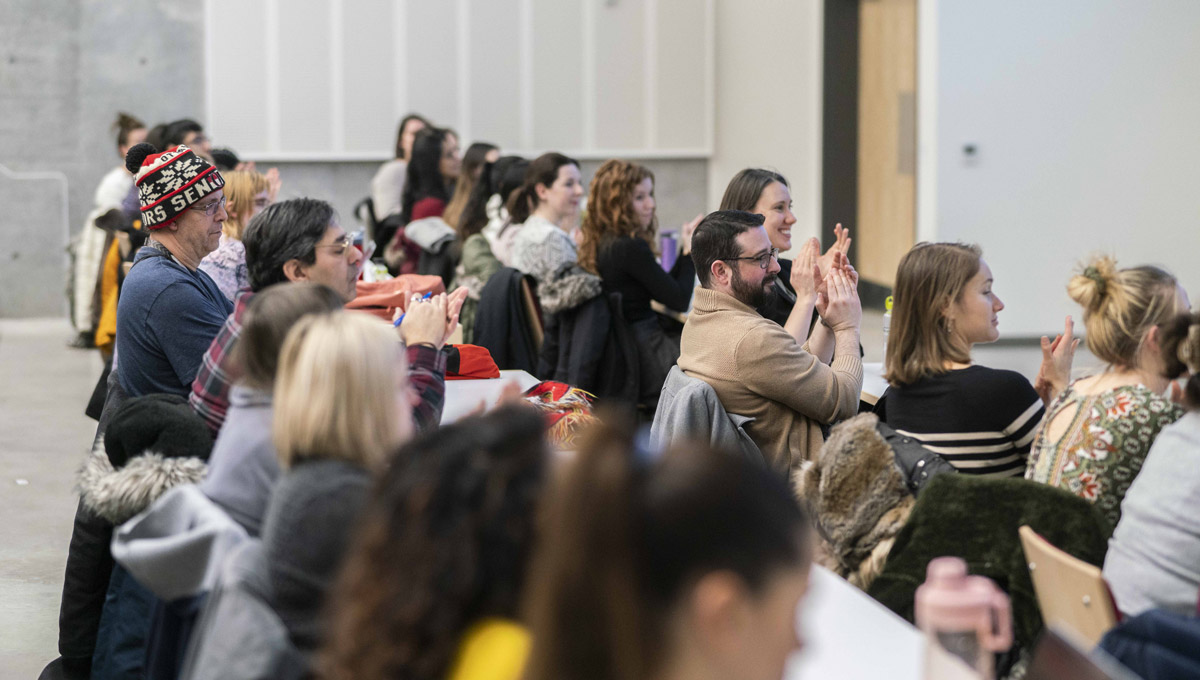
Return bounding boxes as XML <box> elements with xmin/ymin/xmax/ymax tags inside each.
<box><xmin>874</xmin><ymin>365</ymin><xmax>1045</xmax><ymax>478</ymax></box>
<box><xmin>759</xmin><ymin>258</ymin><xmax>796</xmax><ymax>325</ymax></box>
<box><xmin>595</xmin><ymin>236</ymin><xmax>695</xmax><ymax>322</ymax></box>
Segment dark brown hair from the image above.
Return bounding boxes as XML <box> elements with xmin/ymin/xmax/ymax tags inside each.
<box><xmin>506</xmin><ymin>152</ymin><xmax>579</xmax><ymax>225</ymax></box>
<box><xmin>1160</xmin><ymin>311</ymin><xmax>1200</xmax><ymax>409</ymax></box>
<box><xmin>578</xmin><ymin>159</ymin><xmax>656</xmax><ymax>274</ymax></box>
<box><xmin>443</xmin><ymin>142</ymin><xmax>499</xmax><ymax>230</ymax></box>
<box><xmin>319</xmin><ymin>405</ymin><xmax>549</xmax><ymax>680</ymax></box>
<box><xmin>393</xmin><ymin>113</ymin><xmax>429</xmax><ymax>160</ymax></box>
<box><xmin>522</xmin><ymin>421</ymin><xmax>810</xmax><ymax>680</ymax></box>
<box><xmin>719</xmin><ymin>168</ymin><xmax>788</xmax><ymax>212</ymax></box>
<box><xmin>231</xmin><ymin>282</ymin><xmax>344</xmax><ymax>391</ymax></box>
<box><xmin>884</xmin><ymin>242</ymin><xmax>982</xmax><ymax>387</ymax></box>
<box><xmin>113</xmin><ymin>112</ymin><xmax>145</xmax><ymax>152</ymax></box>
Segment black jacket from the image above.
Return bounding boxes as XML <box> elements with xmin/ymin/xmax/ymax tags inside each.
<box><xmin>474</xmin><ymin>268</ymin><xmax>540</xmax><ymax>374</ymax></box>
<box><xmin>539</xmin><ymin>292</ymin><xmax>640</xmax><ymax>405</ymax></box>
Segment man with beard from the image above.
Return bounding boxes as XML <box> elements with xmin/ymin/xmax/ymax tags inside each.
<box><xmin>678</xmin><ymin>210</ymin><xmax>863</xmax><ymax>474</ymax></box>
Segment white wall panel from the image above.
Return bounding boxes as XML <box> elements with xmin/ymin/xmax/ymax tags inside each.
<box><xmin>207</xmin><ymin>0</ymin><xmax>269</xmax><ymax>152</ymax></box>
<box><xmin>343</xmin><ymin>0</ymin><xmax>397</xmax><ymax>152</ymax></box>
<box><xmin>278</xmin><ymin>0</ymin><xmax>333</xmax><ymax>151</ymax></box>
<box><xmin>468</xmin><ymin>0</ymin><xmax>522</xmax><ymax>147</ymax></box>
<box><xmin>530</xmin><ymin>0</ymin><xmax>585</xmax><ymax>151</ymax></box>
<box><xmin>593</xmin><ymin>0</ymin><xmax>646</xmax><ymax>149</ymax></box>
<box><xmin>206</xmin><ymin>0</ymin><xmax>712</xmax><ymax>159</ymax></box>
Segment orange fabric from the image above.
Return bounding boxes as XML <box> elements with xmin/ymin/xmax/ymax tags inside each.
<box><xmin>346</xmin><ymin>275</ymin><xmax>445</xmax><ymax>321</ymax></box>
<box><xmin>446</xmin><ymin>344</ymin><xmax>501</xmax><ymax>380</ymax></box>
<box><xmin>94</xmin><ymin>239</ymin><xmax>122</xmax><ymax>351</ymax></box>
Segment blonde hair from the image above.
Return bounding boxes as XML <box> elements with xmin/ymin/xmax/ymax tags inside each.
<box><xmin>273</xmin><ymin>310</ymin><xmax>405</xmax><ymax>471</ymax></box>
<box><xmin>221</xmin><ymin>170</ymin><xmax>270</xmax><ymax>240</ymax></box>
<box><xmin>1068</xmin><ymin>256</ymin><xmax>1179</xmax><ymax>369</ymax></box>
<box><xmin>884</xmin><ymin>242</ymin><xmax>982</xmax><ymax>387</ymax></box>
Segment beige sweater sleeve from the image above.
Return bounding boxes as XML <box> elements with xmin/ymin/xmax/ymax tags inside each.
<box><xmin>735</xmin><ymin>323</ymin><xmax>864</xmax><ymax>423</ymax></box>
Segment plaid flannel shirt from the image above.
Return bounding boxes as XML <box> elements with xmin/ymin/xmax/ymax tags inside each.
<box><xmin>190</xmin><ymin>290</ymin><xmax>447</xmax><ymax>434</ymax></box>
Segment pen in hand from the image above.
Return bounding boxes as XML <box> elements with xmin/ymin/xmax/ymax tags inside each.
<box><xmin>393</xmin><ymin>291</ymin><xmax>434</xmax><ymax>327</ymax></box>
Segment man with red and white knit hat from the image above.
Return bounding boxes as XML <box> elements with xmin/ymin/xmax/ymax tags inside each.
<box><xmin>115</xmin><ymin>142</ymin><xmax>234</xmax><ymax>398</ymax></box>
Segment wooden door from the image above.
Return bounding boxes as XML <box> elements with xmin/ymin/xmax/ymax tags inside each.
<box><xmin>856</xmin><ymin>0</ymin><xmax>917</xmax><ymax>288</ymax></box>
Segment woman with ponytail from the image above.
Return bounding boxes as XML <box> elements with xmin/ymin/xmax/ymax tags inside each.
<box><xmin>508</xmin><ymin>153</ymin><xmax>601</xmax><ymax>314</ymax></box>
<box><xmin>1104</xmin><ymin>311</ymin><xmax>1200</xmax><ymax>616</ymax></box>
<box><xmin>1027</xmin><ymin>256</ymin><xmax>1191</xmax><ymax>533</ymax></box>
<box><xmin>523</xmin><ymin>423</ymin><xmax>813</xmax><ymax>680</ymax></box>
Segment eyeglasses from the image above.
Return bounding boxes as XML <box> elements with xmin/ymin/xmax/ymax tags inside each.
<box><xmin>315</xmin><ymin>230</ymin><xmax>375</xmax><ymax>263</ymax></box>
<box><xmin>189</xmin><ymin>196</ymin><xmax>226</xmax><ymax>217</ymax></box>
<box><xmin>723</xmin><ymin>247</ymin><xmax>780</xmax><ymax>270</ymax></box>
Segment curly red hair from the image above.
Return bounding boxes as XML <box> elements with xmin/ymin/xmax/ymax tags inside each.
<box><xmin>578</xmin><ymin>159</ymin><xmax>657</xmax><ymax>273</ymax></box>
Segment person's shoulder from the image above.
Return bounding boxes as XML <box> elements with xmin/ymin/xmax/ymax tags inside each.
<box><xmin>961</xmin><ymin>365</ymin><xmax>1034</xmax><ymax>390</ymax></box>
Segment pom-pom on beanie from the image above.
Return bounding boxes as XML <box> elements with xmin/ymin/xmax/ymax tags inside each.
<box><xmin>125</xmin><ymin>143</ymin><xmax>225</xmax><ymax>230</ymax></box>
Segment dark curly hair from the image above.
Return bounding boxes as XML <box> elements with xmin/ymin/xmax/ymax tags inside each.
<box><xmin>578</xmin><ymin>159</ymin><xmax>656</xmax><ymax>274</ymax></box>
<box><xmin>318</xmin><ymin>405</ymin><xmax>550</xmax><ymax>680</ymax></box>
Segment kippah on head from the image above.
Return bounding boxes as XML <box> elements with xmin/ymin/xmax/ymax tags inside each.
<box><xmin>130</xmin><ymin>144</ymin><xmax>225</xmax><ymax>230</ymax></box>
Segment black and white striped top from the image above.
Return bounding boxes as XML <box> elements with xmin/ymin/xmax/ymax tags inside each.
<box><xmin>874</xmin><ymin>366</ymin><xmax>1045</xmax><ymax>478</ymax></box>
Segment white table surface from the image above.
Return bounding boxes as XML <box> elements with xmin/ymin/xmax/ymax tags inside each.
<box><xmin>787</xmin><ymin>565</ymin><xmax>923</xmax><ymax>680</ymax></box>
<box><xmin>440</xmin><ymin>369</ymin><xmax>541</xmax><ymax>424</ymax></box>
<box><xmin>861</xmin><ymin>361</ymin><xmax>889</xmax><ymax>405</ymax></box>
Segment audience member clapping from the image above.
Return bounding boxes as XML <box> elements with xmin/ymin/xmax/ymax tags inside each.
<box><xmin>522</xmin><ymin>422</ymin><xmax>813</xmax><ymax>680</ymax></box>
<box><xmin>1026</xmin><ymin>256</ymin><xmax>1190</xmax><ymax>533</ymax></box>
<box><xmin>719</xmin><ymin>168</ymin><xmax>851</xmax><ymax>333</ymax></box>
<box><xmin>319</xmin><ymin>405</ymin><xmax>548</xmax><ymax>680</ymax></box>
<box><xmin>679</xmin><ymin>210</ymin><xmax>863</xmax><ymax>473</ymax></box>
<box><xmin>875</xmin><ymin>243</ymin><xmax>1064</xmax><ymax>477</ymax></box>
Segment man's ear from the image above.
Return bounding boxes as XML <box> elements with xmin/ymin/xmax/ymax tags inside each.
<box><xmin>710</xmin><ymin>261</ymin><xmax>730</xmax><ymax>287</ymax></box>
<box><xmin>282</xmin><ymin>259</ymin><xmax>308</xmax><ymax>283</ymax></box>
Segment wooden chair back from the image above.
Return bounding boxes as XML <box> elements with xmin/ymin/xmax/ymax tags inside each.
<box><xmin>1019</xmin><ymin>525</ymin><xmax>1118</xmax><ymax>647</ymax></box>
<box><xmin>519</xmin><ymin>277</ymin><xmax>544</xmax><ymax>349</ymax></box>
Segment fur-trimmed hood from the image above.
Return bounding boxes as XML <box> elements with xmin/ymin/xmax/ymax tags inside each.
<box><xmin>538</xmin><ymin>264</ymin><xmax>603</xmax><ymax>315</ymax></box>
<box><xmin>78</xmin><ymin>440</ymin><xmax>208</xmax><ymax>525</ymax></box>
<box><xmin>796</xmin><ymin>413</ymin><xmax>914</xmax><ymax>589</ymax></box>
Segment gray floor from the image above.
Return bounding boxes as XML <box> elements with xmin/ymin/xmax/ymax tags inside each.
<box><xmin>0</xmin><ymin>319</ymin><xmax>103</xmax><ymax>678</ymax></box>
<box><xmin>0</xmin><ymin>312</ymin><xmax>1097</xmax><ymax>675</ymax></box>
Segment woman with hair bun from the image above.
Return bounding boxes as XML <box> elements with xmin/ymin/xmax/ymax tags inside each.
<box><xmin>578</xmin><ymin>159</ymin><xmax>701</xmax><ymax>400</ymax></box>
<box><xmin>1026</xmin><ymin>256</ymin><xmax>1191</xmax><ymax>533</ymax></box>
<box><xmin>1103</xmin><ymin>310</ymin><xmax>1200</xmax><ymax>617</ymax></box>
<box><xmin>522</xmin><ymin>422</ymin><xmax>813</xmax><ymax>680</ymax></box>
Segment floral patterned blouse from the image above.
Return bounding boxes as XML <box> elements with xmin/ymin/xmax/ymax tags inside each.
<box><xmin>198</xmin><ymin>234</ymin><xmax>249</xmax><ymax>303</ymax></box>
<box><xmin>1026</xmin><ymin>381</ymin><xmax>1182</xmax><ymax>534</ymax></box>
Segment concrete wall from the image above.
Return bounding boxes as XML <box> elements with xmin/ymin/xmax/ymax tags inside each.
<box><xmin>0</xmin><ymin>0</ymin><xmax>205</xmax><ymax>318</ymax></box>
<box><xmin>921</xmin><ymin>0</ymin><xmax>1200</xmax><ymax>337</ymax></box>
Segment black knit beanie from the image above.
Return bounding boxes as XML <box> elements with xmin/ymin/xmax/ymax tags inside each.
<box><xmin>103</xmin><ymin>394</ymin><xmax>215</xmax><ymax>469</ymax></box>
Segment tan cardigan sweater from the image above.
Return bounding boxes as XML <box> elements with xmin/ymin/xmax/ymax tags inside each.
<box><xmin>678</xmin><ymin>287</ymin><xmax>864</xmax><ymax>474</ymax></box>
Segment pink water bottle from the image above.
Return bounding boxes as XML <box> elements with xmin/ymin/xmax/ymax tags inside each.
<box><xmin>914</xmin><ymin>557</ymin><xmax>1012</xmax><ymax>680</ymax></box>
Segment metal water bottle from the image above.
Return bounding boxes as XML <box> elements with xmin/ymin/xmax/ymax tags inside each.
<box><xmin>882</xmin><ymin>295</ymin><xmax>893</xmax><ymax>369</ymax></box>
